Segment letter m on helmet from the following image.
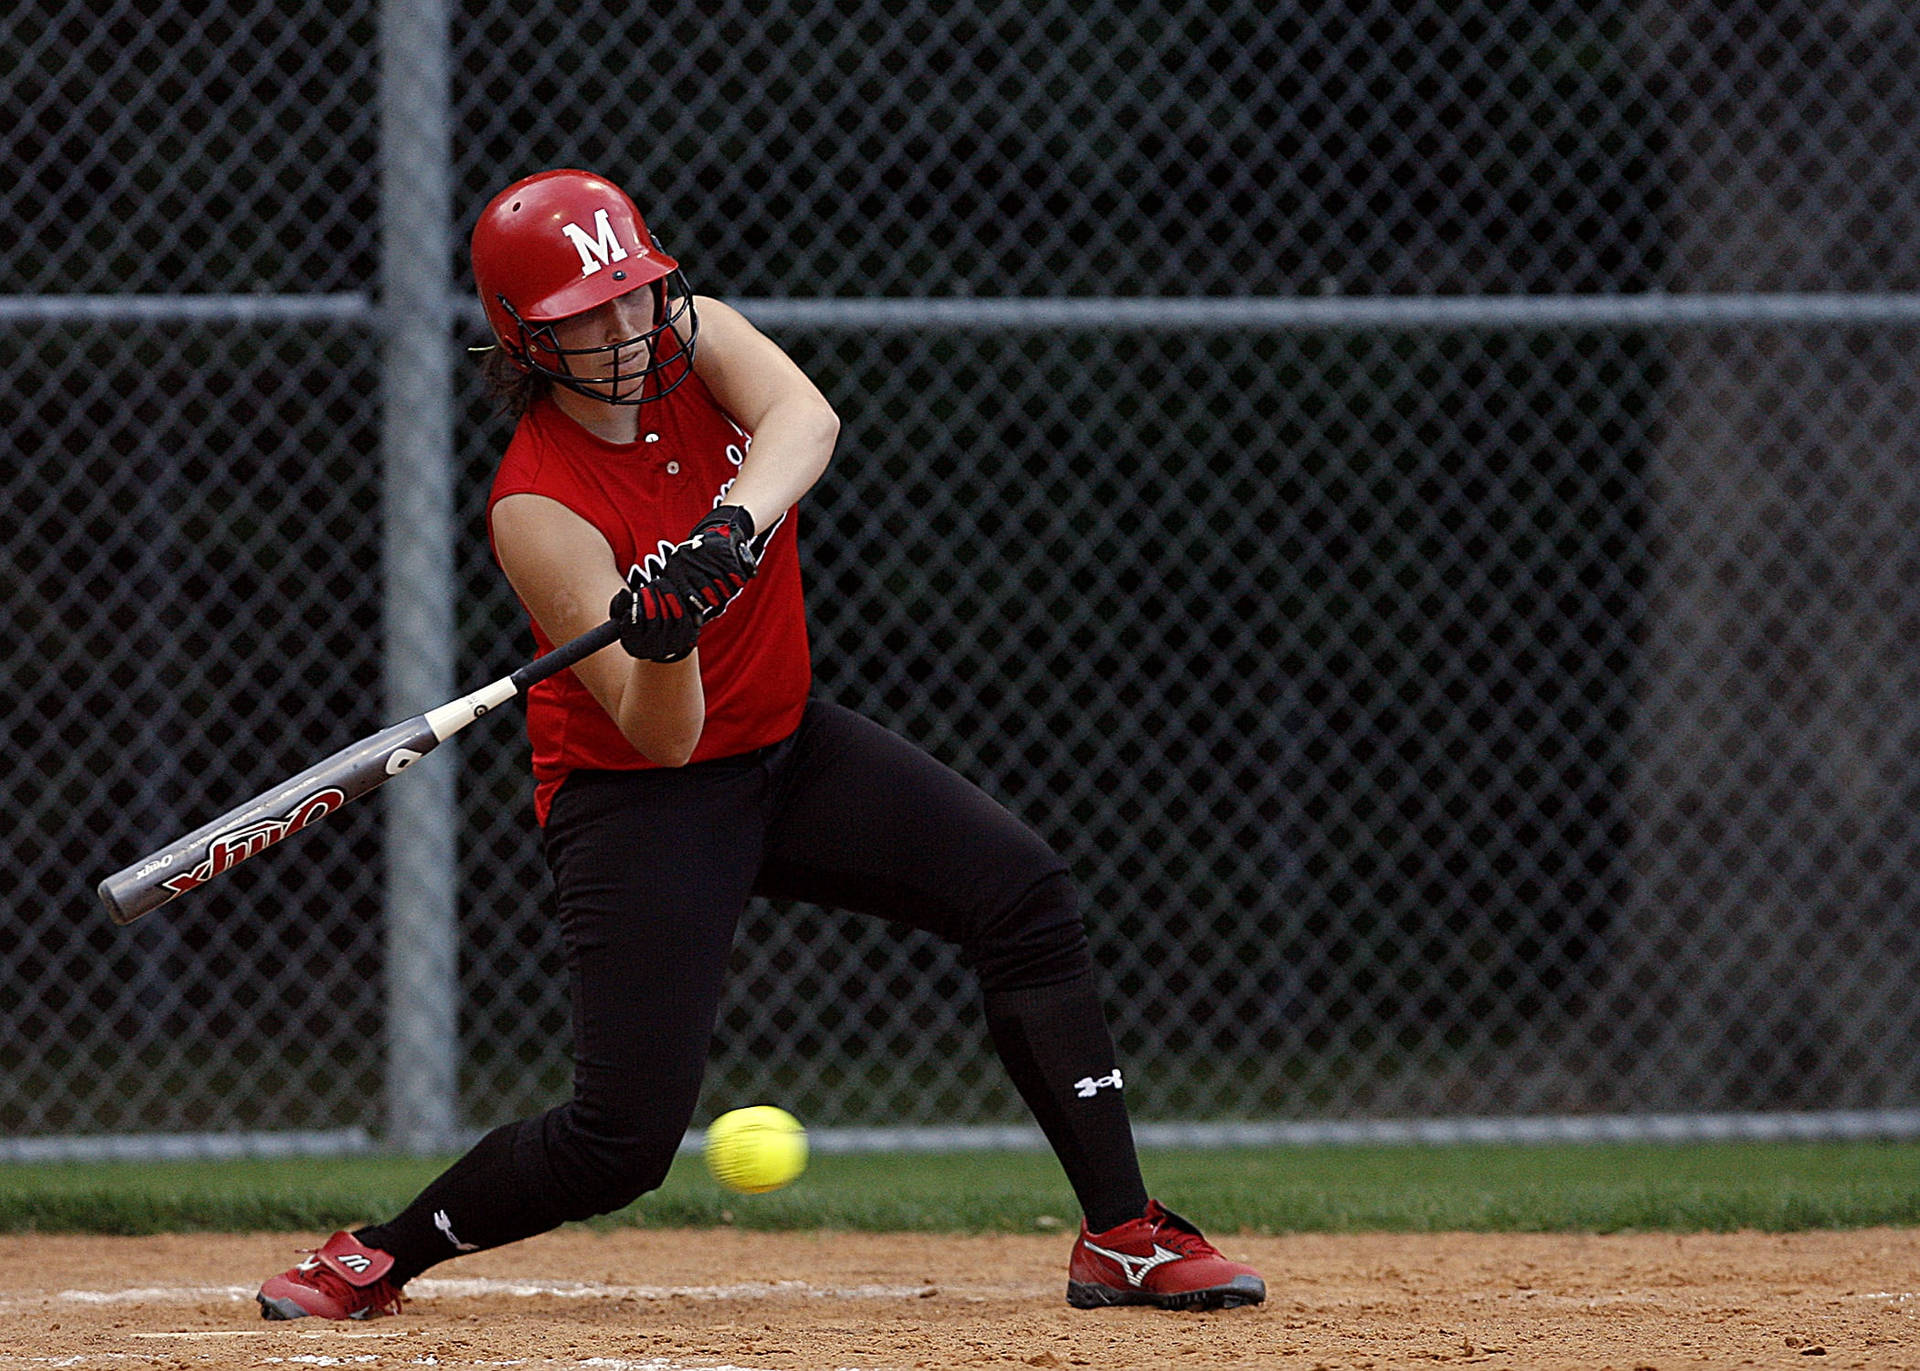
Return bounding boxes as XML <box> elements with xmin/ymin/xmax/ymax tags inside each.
<box><xmin>560</xmin><ymin>209</ymin><xmax>629</xmax><ymax>277</ymax></box>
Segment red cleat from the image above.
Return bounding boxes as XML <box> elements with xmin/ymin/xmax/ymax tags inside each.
<box><xmin>257</xmin><ymin>1231</ymin><xmax>405</xmax><ymax>1320</ymax></box>
<box><xmin>1067</xmin><ymin>1199</ymin><xmax>1266</xmax><ymax>1310</ymax></box>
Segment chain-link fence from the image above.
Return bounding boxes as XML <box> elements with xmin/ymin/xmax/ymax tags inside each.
<box><xmin>7</xmin><ymin>0</ymin><xmax>1920</xmax><ymax>1157</ymax></box>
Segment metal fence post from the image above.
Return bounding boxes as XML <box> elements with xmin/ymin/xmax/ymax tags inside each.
<box><xmin>378</xmin><ymin>0</ymin><xmax>458</xmax><ymax>1154</ymax></box>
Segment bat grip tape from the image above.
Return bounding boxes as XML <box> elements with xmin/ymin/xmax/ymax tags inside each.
<box><xmin>510</xmin><ymin>619</ymin><xmax>621</xmax><ymax>693</ymax></box>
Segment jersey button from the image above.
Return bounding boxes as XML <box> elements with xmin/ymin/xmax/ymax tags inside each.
<box><xmin>666</xmin><ymin>461</ymin><xmax>680</xmax><ymax>474</ymax></box>
<box><xmin>644</xmin><ymin>433</ymin><xmax>660</xmax><ymax>443</ymax></box>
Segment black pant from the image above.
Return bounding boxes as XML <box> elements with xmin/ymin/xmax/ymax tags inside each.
<box><xmin>360</xmin><ymin>700</ymin><xmax>1147</xmax><ymax>1281</ymax></box>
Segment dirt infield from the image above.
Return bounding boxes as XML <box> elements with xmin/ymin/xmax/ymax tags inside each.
<box><xmin>0</xmin><ymin>1228</ymin><xmax>1916</xmax><ymax>1369</ymax></box>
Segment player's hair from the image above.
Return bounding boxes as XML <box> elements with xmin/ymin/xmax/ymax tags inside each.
<box><xmin>482</xmin><ymin>346</ymin><xmax>550</xmax><ymax>418</ymax></box>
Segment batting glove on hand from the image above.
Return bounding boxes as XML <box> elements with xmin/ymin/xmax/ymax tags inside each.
<box><xmin>609</xmin><ymin>567</ymin><xmax>702</xmax><ymax>663</ymax></box>
<box><xmin>656</xmin><ymin>505</ymin><xmax>759</xmax><ymax>623</ymax></box>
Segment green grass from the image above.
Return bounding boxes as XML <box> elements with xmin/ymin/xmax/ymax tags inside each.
<box><xmin>2</xmin><ymin>1142</ymin><xmax>1917</xmax><ymax>1236</ymax></box>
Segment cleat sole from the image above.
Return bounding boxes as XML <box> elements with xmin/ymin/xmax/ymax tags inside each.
<box><xmin>257</xmin><ymin>1294</ymin><xmax>310</xmax><ymax>1320</ymax></box>
<box><xmin>1067</xmin><ymin>1273</ymin><xmax>1266</xmax><ymax>1311</ymax></box>
<box><xmin>257</xmin><ymin>1291</ymin><xmax>386</xmax><ymax>1321</ymax></box>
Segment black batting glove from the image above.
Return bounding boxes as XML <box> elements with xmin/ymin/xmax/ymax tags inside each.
<box><xmin>609</xmin><ymin>567</ymin><xmax>703</xmax><ymax>663</ymax></box>
<box><xmin>656</xmin><ymin>505</ymin><xmax>759</xmax><ymax>622</ymax></box>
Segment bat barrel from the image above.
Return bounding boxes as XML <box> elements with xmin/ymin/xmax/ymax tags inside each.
<box><xmin>96</xmin><ymin>877</ymin><xmax>138</xmax><ymax>927</ymax></box>
<box><xmin>99</xmin><ymin>620</ymin><xmax>618</xmax><ymax>926</ymax></box>
<box><xmin>96</xmin><ymin>715</ymin><xmax>442</xmax><ymax>925</ymax></box>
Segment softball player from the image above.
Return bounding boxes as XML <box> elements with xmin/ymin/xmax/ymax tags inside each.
<box><xmin>256</xmin><ymin>168</ymin><xmax>1263</xmax><ymax>1319</ymax></box>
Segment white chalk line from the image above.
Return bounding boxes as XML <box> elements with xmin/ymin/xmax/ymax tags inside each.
<box><xmin>126</xmin><ymin>1329</ymin><xmax>402</xmax><ymax>1340</ymax></box>
<box><xmin>0</xmin><ymin>1351</ymin><xmax>864</xmax><ymax>1359</ymax></box>
<box><xmin>0</xmin><ymin>1276</ymin><xmax>942</xmax><ymax>1369</ymax></box>
<box><xmin>2</xmin><ymin>1274</ymin><xmax>941</xmax><ymax>1315</ymax></box>
<box><xmin>0</xmin><ymin>1354</ymin><xmax>876</xmax><ymax>1371</ymax></box>
<box><xmin>417</xmin><ymin>1277</ymin><xmax>937</xmax><ymax>1302</ymax></box>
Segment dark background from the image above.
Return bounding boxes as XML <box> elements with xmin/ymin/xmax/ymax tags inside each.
<box><xmin>7</xmin><ymin>1</ymin><xmax>1917</xmax><ymax>1140</ymax></box>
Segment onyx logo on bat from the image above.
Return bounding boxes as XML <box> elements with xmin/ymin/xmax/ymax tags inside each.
<box><xmin>159</xmin><ymin>788</ymin><xmax>348</xmax><ymax>897</ymax></box>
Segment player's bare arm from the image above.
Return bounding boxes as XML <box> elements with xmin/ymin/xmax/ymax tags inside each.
<box><xmin>489</xmin><ymin>493</ymin><xmax>707</xmax><ymax>766</ymax></box>
<box><xmin>689</xmin><ymin>296</ymin><xmax>839</xmax><ymax>529</ymax></box>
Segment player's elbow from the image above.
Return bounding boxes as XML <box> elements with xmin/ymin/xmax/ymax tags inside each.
<box><xmin>647</xmin><ymin>742</ymin><xmax>699</xmax><ymax>769</ymax></box>
<box><xmin>810</xmin><ymin>398</ymin><xmax>841</xmax><ymax>450</ymax></box>
<box><xmin>613</xmin><ymin>662</ymin><xmax>706</xmax><ymax>766</ymax></box>
<box><xmin>617</xmin><ymin>703</ymin><xmax>704</xmax><ymax>768</ymax></box>
<box><xmin>790</xmin><ymin>396</ymin><xmax>840</xmax><ymax>472</ymax></box>
<box><xmin>632</xmin><ymin>723</ymin><xmax>703</xmax><ymax>769</ymax></box>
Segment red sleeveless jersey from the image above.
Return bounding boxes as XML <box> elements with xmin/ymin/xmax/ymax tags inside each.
<box><xmin>486</xmin><ymin>370</ymin><xmax>812</xmax><ymax>823</ymax></box>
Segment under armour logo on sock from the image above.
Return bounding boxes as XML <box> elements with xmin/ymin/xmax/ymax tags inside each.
<box><xmin>434</xmin><ymin>1208</ymin><xmax>480</xmax><ymax>1252</ymax></box>
<box><xmin>1073</xmin><ymin>1068</ymin><xmax>1123</xmax><ymax>1098</ymax></box>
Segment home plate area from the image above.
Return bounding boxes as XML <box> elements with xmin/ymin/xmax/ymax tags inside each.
<box><xmin>1</xmin><ymin>1228</ymin><xmax>1916</xmax><ymax>1369</ymax></box>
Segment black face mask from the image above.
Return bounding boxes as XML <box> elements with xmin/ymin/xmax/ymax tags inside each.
<box><xmin>498</xmin><ymin>273</ymin><xmax>700</xmax><ymax>405</ymax></box>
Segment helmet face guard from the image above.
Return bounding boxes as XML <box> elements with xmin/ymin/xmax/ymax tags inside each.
<box><xmin>471</xmin><ymin>169</ymin><xmax>699</xmax><ymax>406</ymax></box>
<box><xmin>498</xmin><ymin>271</ymin><xmax>700</xmax><ymax>405</ymax></box>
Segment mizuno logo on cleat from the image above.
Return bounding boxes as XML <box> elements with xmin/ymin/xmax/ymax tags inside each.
<box><xmin>337</xmin><ymin>1253</ymin><xmax>372</xmax><ymax>1274</ymax></box>
<box><xmin>1082</xmin><ymin>1240</ymin><xmax>1183</xmax><ymax>1287</ymax></box>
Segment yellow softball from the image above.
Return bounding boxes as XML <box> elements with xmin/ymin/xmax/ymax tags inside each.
<box><xmin>703</xmin><ymin>1105</ymin><xmax>808</xmax><ymax>1194</ymax></box>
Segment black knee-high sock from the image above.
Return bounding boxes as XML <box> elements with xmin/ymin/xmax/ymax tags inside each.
<box><xmin>983</xmin><ymin>970</ymin><xmax>1150</xmax><ymax>1233</ymax></box>
<box><xmin>354</xmin><ymin>1116</ymin><xmax>556</xmax><ymax>1286</ymax></box>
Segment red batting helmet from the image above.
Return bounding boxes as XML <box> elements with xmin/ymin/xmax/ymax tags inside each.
<box><xmin>470</xmin><ymin>168</ymin><xmax>698</xmax><ymax>403</ymax></box>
